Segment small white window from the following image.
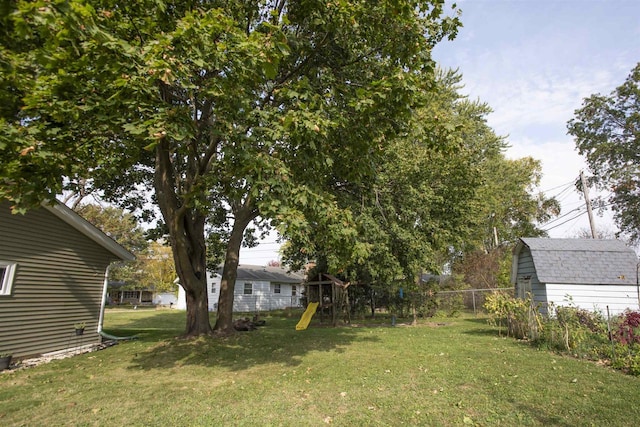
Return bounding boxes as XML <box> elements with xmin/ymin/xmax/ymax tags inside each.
<box><xmin>0</xmin><ymin>262</ymin><xmax>17</xmax><ymax>296</ymax></box>
<box><xmin>243</xmin><ymin>282</ymin><xmax>253</xmax><ymax>295</ymax></box>
<box><xmin>274</xmin><ymin>284</ymin><xmax>281</xmax><ymax>294</ymax></box>
<box><xmin>292</xmin><ymin>285</ymin><xmax>297</xmax><ymax>296</ymax></box>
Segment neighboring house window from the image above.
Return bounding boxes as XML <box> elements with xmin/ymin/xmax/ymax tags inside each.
<box><xmin>211</xmin><ymin>284</ymin><xmax>216</xmax><ymax>294</ymax></box>
<box><xmin>517</xmin><ymin>277</ymin><xmax>532</xmax><ymax>299</ymax></box>
<box><xmin>0</xmin><ymin>262</ymin><xmax>17</xmax><ymax>296</ymax></box>
<box><xmin>274</xmin><ymin>284</ymin><xmax>281</xmax><ymax>294</ymax></box>
<box><xmin>123</xmin><ymin>290</ymin><xmax>137</xmax><ymax>299</ymax></box>
<box><xmin>292</xmin><ymin>285</ymin><xmax>297</xmax><ymax>296</ymax></box>
<box><xmin>243</xmin><ymin>283</ymin><xmax>253</xmax><ymax>295</ymax></box>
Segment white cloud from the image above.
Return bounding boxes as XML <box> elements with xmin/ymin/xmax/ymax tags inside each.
<box><xmin>433</xmin><ymin>0</ymin><xmax>637</xmax><ymax>239</ymax></box>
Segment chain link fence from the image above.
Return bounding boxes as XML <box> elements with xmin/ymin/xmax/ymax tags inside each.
<box><xmin>437</xmin><ymin>287</ymin><xmax>514</xmax><ymax>315</ymax></box>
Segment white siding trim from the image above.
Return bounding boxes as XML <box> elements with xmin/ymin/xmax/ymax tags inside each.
<box><xmin>0</xmin><ymin>261</ymin><xmax>17</xmax><ymax>296</ymax></box>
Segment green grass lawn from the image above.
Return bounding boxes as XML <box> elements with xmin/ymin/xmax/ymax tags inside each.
<box><xmin>2</xmin><ymin>310</ymin><xmax>640</xmax><ymax>426</ymax></box>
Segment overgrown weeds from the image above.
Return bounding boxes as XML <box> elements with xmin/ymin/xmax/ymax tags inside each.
<box><xmin>484</xmin><ymin>293</ymin><xmax>640</xmax><ymax>375</ymax></box>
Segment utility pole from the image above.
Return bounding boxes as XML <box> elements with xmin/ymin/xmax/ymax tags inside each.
<box><xmin>580</xmin><ymin>171</ymin><xmax>597</xmax><ymax>238</ymax></box>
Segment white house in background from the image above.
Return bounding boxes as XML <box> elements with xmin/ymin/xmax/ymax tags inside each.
<box><xmin>512</xmin><ymin>238</ymin><xmax>640</xmax><ymax>316</ymax></box>
<box><xmin>176</xmin><ymin>264</ymin><xmax>305</xmax><ymax>312</ymax></box>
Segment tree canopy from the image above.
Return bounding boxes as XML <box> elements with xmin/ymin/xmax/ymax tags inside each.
<box><xmin>76</xmin><ymin>204</ymin><xmax>148</xmax><ymax>254</ymax></box>
<box><xmin>284</xmin><ymin>69</ymin><xmax>559</xmax><ymax>295</ymax></box>
<box><xmin>567</xmin><ymin>63</ymin><xmax>640</xmax><ymax>243</ymax></box>
<box><xmin>0</xmin><ymin>0</ymin><xmax>461</xmax><ymax>336</ymax></box>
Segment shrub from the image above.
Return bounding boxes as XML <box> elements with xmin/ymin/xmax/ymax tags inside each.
<box><xmin>521</xmin><ymin>305</ymin><xmax>640</xmax><ymax>376</ymax></box>
<box><xmin>544</xmin><ymin>306</ymin><xmax>608</xmax><ymax>359</ymax></box>
<box><xmin>484</xmin><ymin>292</ymin><xmax>541</xmax><ymax>340</ymax></box>
<box><xmin>613</xmin><ymin>310</ymin><xmax>640</xmax><ymax>345</ymax></box>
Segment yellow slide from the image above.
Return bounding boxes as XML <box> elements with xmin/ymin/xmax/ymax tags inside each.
<box><xmin>296</xmin><ymin>302</ymin><xmax>319</xmax><ymax>331</ymax></box>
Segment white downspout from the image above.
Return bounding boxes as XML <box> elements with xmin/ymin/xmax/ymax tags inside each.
<box><xmin>98</xmin><ymin>264</ymin><xmax>112</xmax><ymax>333</ymax></box>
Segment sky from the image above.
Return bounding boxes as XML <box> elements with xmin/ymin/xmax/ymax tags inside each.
<box><xmin>240</xmin><ymin>0</ymin><xmax>640</xmax><ymax>265</ymax></box>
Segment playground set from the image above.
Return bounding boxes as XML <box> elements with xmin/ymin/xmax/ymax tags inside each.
<box><xmin>295</xmin><ymin>274</ymin><xmax>353</xmax><ymax>330</ymax></box>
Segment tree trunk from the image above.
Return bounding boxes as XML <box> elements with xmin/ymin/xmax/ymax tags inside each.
<box><xmin>370</xmin><ymin>287</ymin><xmax>376</xmax><ymax>318</ymax></box>
<box><xmin>183</xmin><ymin>271</ymin><xmax>211</xmax><ymax>335</ymax></box>
<box><xmin>154</xmin><ymin>141</ymin><xmax>212</xmax><ymax>337</ymax></box>
<box><xmin>167</xmin><ymin>215</ymin><xmax>212</xmax><ymax>336</ymax></box>
<box><xmin>214</xmin><ymin>203</ymin><xmax>256</xmax><ymax>335</ymax></box>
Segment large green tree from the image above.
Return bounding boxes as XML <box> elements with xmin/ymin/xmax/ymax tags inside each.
<box><xmin>284</xmin><ymin>69</ymin><xmax>560</xmax><ymax>318</ymax></box>
<box><xmin>451</xmin><ymin>114</ymin><xmax>560</xmax><ymax>292</ymax></box>
<box><xmin>0</xmin><ymin>1</ymin><xmax>460</xmax><ymax>335</ymax></box>
<box><xmin>471</xmin><ymin>155</ymin><xmax>560</xmax><ymax>251</ymax></box>
<box><xmin>567</xmin><ymin>63</ymin><xmax>640</xmax><ymax>243</ymax></box>
<box><xmin>282</xmin><ymin>70</ymin><xmax>493</xmax><ymax>290</ymax></box>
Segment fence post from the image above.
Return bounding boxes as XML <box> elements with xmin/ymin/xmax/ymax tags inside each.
<box><xmin>472</xmin><ymin>290</ymin><xmax>477</xmax><ymax>315</ymax></box>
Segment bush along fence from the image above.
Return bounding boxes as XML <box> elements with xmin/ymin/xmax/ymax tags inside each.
<box><xmin>380</xmin><ymin>286</ymin><xmax>512</xmax><ymax>320</ymax></box>
<box><xmin>437</xmin><ymin>287</ymin><xmax>513</xmax><ymax>316</ymax></box>
<box><xmin>484</xmin><ymin>292</ymin><xmax>640</xmax><ymax>376</ymax></box>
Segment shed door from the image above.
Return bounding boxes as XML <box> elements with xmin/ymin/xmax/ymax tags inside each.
<box><xmin>517</xmin><ymin>277</ymin><xmax>532</xmax><ymax>299</ymax></box>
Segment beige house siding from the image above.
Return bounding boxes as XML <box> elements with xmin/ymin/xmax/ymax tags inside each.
<box><xmin>0</xmin><ymin>201</ymin><xmax>122</xmax><ymax>357</ymax></box>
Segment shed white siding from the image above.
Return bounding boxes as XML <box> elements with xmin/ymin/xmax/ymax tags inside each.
<box><xmin>546</xmin><ymin>284</ymin><xmax>640</xmax><ymax>316</ymax></box>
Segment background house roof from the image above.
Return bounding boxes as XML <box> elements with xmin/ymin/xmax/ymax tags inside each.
<box><xmin>517</xmin><ymin>238</ymin><xmax>638</xmax><ymax>285</ymax></box>
<box><xmin>213</xmin><ymin>265</ymin><xmax>304</xmax><ymax>283</ymax></box>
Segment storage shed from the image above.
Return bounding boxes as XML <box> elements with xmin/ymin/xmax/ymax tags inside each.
<box><xmin>511</xmin><ymin>238</ymin><xmax>639</xmax><ymax>315</ymax></box>
<box><xmin>0</xmin><ymin>200</ymin><xmax>135</xmax><ymax>358</ymax></box>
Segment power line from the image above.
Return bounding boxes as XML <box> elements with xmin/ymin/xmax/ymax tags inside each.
<box><xmin>541</xmin><ymin>178</ymin><xmax>578</xmax><ymax>193</ymax></box>
<box><xmin>540</xmin><ymin>205</ymin><xmax>584</xmax><ymax>228</ymax></box>
<box><xmin>542</xmin><ymin>210</ymin><xmax>586</xmax><ymax>232</ymax></box>
<box><xmin>554</xmin><ymin>184</ymin><xmax>578</xmax><ymax>203</ymax></box>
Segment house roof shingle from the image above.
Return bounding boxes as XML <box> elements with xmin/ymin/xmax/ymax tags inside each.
<box><xmin>518</xmin><ymin>238</ymin><xmax>638</xmax><ymax>285</ymax></box>
<box><xmin>213</xmin><ymin>264</ymin><xmax>304</xmax><ymax>283</ymax></box>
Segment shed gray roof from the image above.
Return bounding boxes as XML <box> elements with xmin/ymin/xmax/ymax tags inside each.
<box><xmin>213</xmin><ymin>264</ymin><xmax>304</xmax><ymax>283</ymax></box>
<box><xmin>516</xmin><ymin>238</ymin><xmax>638</xmax><ymax>285</ymax></box>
